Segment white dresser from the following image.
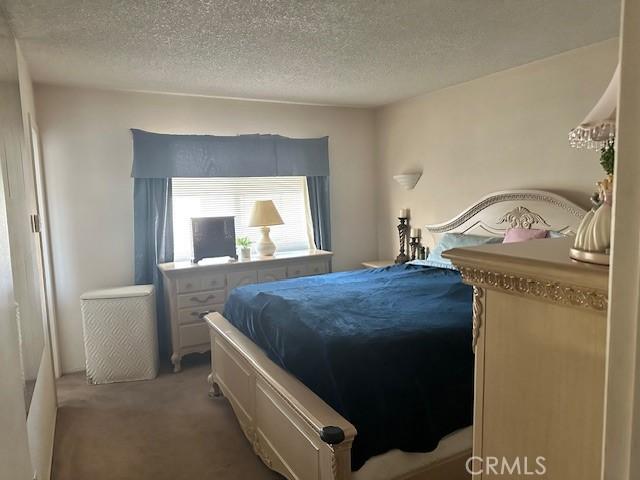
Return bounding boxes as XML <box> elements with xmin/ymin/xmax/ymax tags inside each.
<box><xmin>159</xmin><ymin>250</ymin><xmax>332</xmax><ymax>372</ymax></box>
<box><xmin>445</xmin><ymin>238</ymin><xmax>608</xmax><ymax>479</ymax></box>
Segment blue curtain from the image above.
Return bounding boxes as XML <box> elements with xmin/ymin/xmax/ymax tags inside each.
<box><xmin>131</xmin><ymin>130</ymin><xmax>329</xmax><ymax>178</ymax></box>
<box><xmin>307</xmin><ymin>176</ymin><xmax>331</xmax><ymax>250</ymax></box>
<box><xmin>134</xmin><ymin>178</ymin><xmax>173</xmax><ymax>355</ymax></box>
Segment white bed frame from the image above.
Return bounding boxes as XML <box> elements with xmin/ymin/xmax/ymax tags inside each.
<box><xmin>204</xmin><ymin>189</ymin><xmax>586</xmax><ymax>480</ymax></box>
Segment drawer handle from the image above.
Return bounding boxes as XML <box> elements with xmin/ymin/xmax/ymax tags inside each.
<box><xmin>191</xmin><ymin>310</ymin><xmax>212</xmax><ymax>319</ymax></box>
<box><xmin>190</xmin><ymin>295</ymin><xmax>215</xmax><ymax>304</ymax></box>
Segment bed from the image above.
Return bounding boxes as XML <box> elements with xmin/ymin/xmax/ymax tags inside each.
<box><xmin>204</xmin><ymin>189</ymin><xmax>586</xmax><ymax>480</ymax></box>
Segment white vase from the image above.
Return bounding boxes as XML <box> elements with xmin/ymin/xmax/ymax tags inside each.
<box><xmin>573</xmin><ymin>209</ymin><xmax>595</xmax><ymax>250</ymax></box>
<box><xmin>574</xmin><ymin>190</ymin><xmax>612</xmax><ymax>253</ymax></box>
<box><xmin>589</xmin><ymin>197</ymin><xmax>612</xmax><ymax>253</ymax></box>
<box><xmin>239</xmin><ymin>247</ymin><xmax>251</xmax><ymax>260</ymax></box>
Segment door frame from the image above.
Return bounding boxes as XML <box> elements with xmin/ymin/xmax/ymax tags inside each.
<box><xmin>601</xmin><ymin>0</ymin><xmax>640</xmax><ymax>478</ymax></box>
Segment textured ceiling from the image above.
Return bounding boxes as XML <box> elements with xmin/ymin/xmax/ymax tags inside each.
<box><xmin>1</xmin><ymin>0</ymin><xmax>621</xmax><ymax>106</ymax></box>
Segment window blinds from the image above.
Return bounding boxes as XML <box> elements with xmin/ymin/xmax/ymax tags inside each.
<box><xmin>172</xmin><ymin>177</ymin><xmax>312</xmax><ymax>262</ymax></box>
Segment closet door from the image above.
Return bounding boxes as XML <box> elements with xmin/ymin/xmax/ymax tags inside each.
<box><xmin>0</xmin><ymin>32</ymin><xmax>52</xmax><ymax>480</ymax></box>
<box><xmin>0</xmin><ymin>128</ymin><xmax>33</xmax><ymax>480</ymax></box>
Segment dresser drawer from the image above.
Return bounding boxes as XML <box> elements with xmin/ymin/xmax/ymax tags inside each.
<box><xmin>228</xmin><ymin>270</ymin><xmax>258</xmax><ymax>291</ymax></box>
<box><xmin>178</xmin><ymin>304</ymin><xmax>224</xmax><ymax>325</ymax></box>
<box><xmin>306</xmin><ymin>261</ymin><xmax>328</xmax><ymax>276</ymax></box>
<box><xmin>176</xmin><ymin>277</ymin><xmax>202</xmax><ymax>294</ymax></box>
<box><xmin>179</xmin><ymin>323</ymin><xmax>210</xmax><ymax>348</ymax></box>
<box><xmin>178</xmin><ymin>290</ymin><xmax>226</xmax><ymax>309</ymax></box>
<box><xmin>287</xmin><ymin>263</ymin><xmax>307</xmax><ymax>278</ymax></box>
<box><xmin>202</xmin><ymin>273</ymin><xmax>226</xmax><ymax>291</ymax></box>
<box><xmin>258</xmin><ymin>267</ymin><xmax>287</xmax><ymax>283</ymax></box>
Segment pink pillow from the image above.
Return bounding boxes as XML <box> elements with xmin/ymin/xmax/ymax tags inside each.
<box><xmin>502</xmin><ymin>228</ymin><xmax>548</xmax><ymax>244</ymax></box>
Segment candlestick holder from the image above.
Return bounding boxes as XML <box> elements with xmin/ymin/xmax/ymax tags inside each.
<box><xmin>409</xmin><ymin>236</ymin><xmax>420</xmax><ymax>261</ymax></box>
<box><xmin>395</xmin><ymin>217</ymin><xmax>410</xmax><ymax>264</ymax></box>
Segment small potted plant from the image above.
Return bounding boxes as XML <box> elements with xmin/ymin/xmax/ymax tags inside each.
<box><xmin>236</xmin><ymin>237</ymin><xmax>253</xmax><ymax>260</ymax></box>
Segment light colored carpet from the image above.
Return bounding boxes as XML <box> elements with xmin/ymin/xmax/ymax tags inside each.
<box><xmin>52</xmin><ymin>354</ymin><xmax>283</xmax><ymax>480</ymax></box>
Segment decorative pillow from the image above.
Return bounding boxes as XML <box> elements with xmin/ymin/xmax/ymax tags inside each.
<box><xmin>502</xmin><ymin>228</ymin><xmax>548</xmax><ymax>244</ymax></box>
<box><xmin>418</xmin><ymin>233</ymin><xmax>502</xmax><ymax>270</ymax></box>
<box><xmin>548</xmin><ymin>230</ymin><xmax>568</xmax><ymax>239</ymax></box>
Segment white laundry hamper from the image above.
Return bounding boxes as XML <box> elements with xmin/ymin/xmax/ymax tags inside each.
<box><xmin>80</xmin><ymin>285</ymin><xmax>159</xmax><ymax>385</ymax></box>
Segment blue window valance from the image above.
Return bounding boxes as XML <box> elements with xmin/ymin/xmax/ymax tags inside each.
<box><xmin>131</xmin><ymin>129</ymin><xmax>329</xmax><ymax>178</ymax></box>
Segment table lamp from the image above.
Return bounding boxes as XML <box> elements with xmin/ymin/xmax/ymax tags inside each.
<box><xmin>248</xmin><ymin>200</ymin><xmax>284</xmax><ymax>256</ymax></box>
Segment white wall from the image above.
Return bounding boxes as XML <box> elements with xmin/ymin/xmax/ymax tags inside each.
<box><xmin>375</xmin><ymin>38</ymin><xmax>619</xmax><ymax>258</ymax></box>
<box><xmin>35</xmin><ymin>86</ymin><xmax>378</xmax><ymax>373</ymax></box>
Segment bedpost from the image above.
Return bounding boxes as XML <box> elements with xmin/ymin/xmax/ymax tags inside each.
<box><xmin>328</xmin><ymin>441</ymin><xmax>353</xmax><ymax>480</ymax></box>
<box><xmin>208</xmin><ymin>331</ymin><xmax>222</xmax><ymax>398</ymax></box>
<box><xmin>207</xmin><ymin>372</ymin><xmax>221</xmax><ymax>398</ymax></box>
<box><xmin>320</xmin><ymin>426</ymin><xmax>351</xmax><ymax>479</ymax></box>
<box><xmin>320</xmin><ymin>426</ymin><xmax>346</xmax><ymax>445</ymax></box>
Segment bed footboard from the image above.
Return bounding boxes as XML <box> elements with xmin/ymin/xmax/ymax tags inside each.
<box><xmin>205</xmin><ymin>312</ymin><xmax>357</xmax><ymax>480</ymax></box>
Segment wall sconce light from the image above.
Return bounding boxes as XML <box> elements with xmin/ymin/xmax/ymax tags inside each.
<box><xmin>393</xmin><ymin>172</ymin><xmax>422</xmax><ymax>190</ymax></box>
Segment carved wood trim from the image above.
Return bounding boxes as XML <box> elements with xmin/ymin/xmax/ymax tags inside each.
<box><xmin>472</xmin><ymin>287</ymin><xmax>484</xmax><ymax>353</ymax></box>
<box><xmin>253</xmin><ymin>435</ymin><xmax>273</xmax><ymax>469</ymax></box>
<box><xmin>330</xmin><ymin>442</ymin><xmax>352</xmax><ymax>480</ymax></box>
<box><xmin>426</xmin><ymin>191</ymin><xmax>585</xmax><ymax>233</ymax></box>
<box><xmin>459</xmin><ymin>266</ymin><xmax>608</xmax><ymax>312</ymax></box>
<box><xmin>236</xmin><ymin>415</ymin><xmax>274</xmax><ymax>469</ymax></box>
<box><xmin>331</xmin><ymin>448</ymin><xmax>337</xmax><ymax>478</ymax></box>
<box><xmin>497</xmin><ymin>206</ymin><xmax>550</xmax><ymax>229</ymax></box>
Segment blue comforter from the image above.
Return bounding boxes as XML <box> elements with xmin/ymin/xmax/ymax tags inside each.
<box><xmin>224</xmin><ymin>264</ymin><xmax>474</xmax><ymax>470</ymax></box>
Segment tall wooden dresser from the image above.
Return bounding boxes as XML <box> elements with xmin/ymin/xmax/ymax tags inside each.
<box><xmin>444</xmin><ymin>237</ymin><xmax>608</xmax><ymax>479</ymax></box>
<box><xmin>159</xmin><ymin>250</ymin><xmax>332</xmax><ymax>372</ymax></box>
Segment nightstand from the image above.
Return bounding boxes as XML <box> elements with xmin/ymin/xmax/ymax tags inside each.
<box><xmin>361</xmin><ymin>260</ymin><xmax>396</xmax><ymax>269</ymax></box>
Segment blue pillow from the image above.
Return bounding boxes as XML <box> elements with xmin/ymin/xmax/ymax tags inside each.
<box><xmin>548</xmin><ymin>230</ymin><xmax>570</xmax><ymax>238</ymax></box>
<box><xmin>410</xmin><ymin>233</ymin><xmax>502</xmax><ymax>270</ymax></box>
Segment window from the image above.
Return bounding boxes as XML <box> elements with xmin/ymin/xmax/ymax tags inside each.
<box><xmin>172</xmin><ymin>177</ymin><xmax>313</xmax><ymax>262</ymax></box>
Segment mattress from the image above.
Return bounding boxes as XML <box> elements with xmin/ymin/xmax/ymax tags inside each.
<box><xmin>224</xmin><ymin>264</ymin><xmax>474</xmax><ymax>470</ymax></box>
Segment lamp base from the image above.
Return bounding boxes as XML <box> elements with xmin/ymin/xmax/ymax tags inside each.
<box><xmin>256</xmin><ymin>226</ymin><xmax>276</xmax><ymax>256</ymax></box>
<box><xmin>569</xmin><ymin>247</ymin><xmax>610</xmax><ymax>266</ymax></box>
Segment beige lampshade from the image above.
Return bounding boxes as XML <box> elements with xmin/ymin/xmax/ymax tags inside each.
<box><xmin>569</xmin><ymin>64</ymin><xmax>619</xmax><ymax>149</ymax></box>
<box><xmin>248</xmin><ymin>200</ymin><xmax>284</xmax><ymax>227</ymax></box>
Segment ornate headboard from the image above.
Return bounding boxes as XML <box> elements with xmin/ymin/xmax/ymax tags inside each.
<box><xmin>425</xmin><ymin>190</ymin><xmax>586</xmax><ymax>238</ymax></box>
